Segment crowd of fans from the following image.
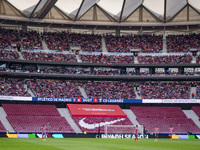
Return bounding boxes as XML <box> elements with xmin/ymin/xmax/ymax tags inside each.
<box><xmin>43</xmin><ymin>32</ymin><xmax>70</xmax><ymax>51</ymax></box>
<box><xmin>1</xmin><ymin>28</ymin><xmax>200</xmax><ymax>54</ymax></box>
<box><xmin>80</xmin><ymin>54</ymin><xmax>134</xmax><ymax>64</ymax></box>
<box><xmin>3</xmin><ymin>63</ymin><xmax>200</xmax><ymax>77</ymax></box>
<box><xmin>138</xmin><ymin>54</ymin><xmax>192</xmax><ymax>64</ymax></box>
<box><xmin>68</xmin><ymin>33</ymin><xmax>102</xmax><ymax>52</ymax></box>
<box><xmin>83</xmin><ymin>81</ymin><xmax>136</xmax><ymax>99</ymax></box>
<box><xmin>0</xmin><ymin>77</ymin><xmax>200</xmax><ymax>99</ymax></box>
<box><xmin>0</xmin><ymin>29</ymin><xmax>42</xmax><ymax>50</ymax></box>
<box><xmin>166</xmin><ymin>69</ymin><xmax>180</xmax><ymax>76</ymax></box>
<box><xmin>104</xmin><ymin>34</ymin><xmax>163</xmax><ymax>53</ymax></box>
<box><xmin>93</xmin><ymin>68</ymin><xmax>120</xmax><ymax>75</ymax></box>
<box><xmin>43</xmin><ymin>32</ymin><xmax>102</xmax><ymax>52</ymax></box>
<box><xmin>155</xmin><ymin>71</ymin><xmax>165</xmax><ymax>76</ymax></box>
<box><xmin>40</xmin><ymin>67</ymin><xmax>91</xmax><ymax>75</ymax></box>
<box><xmin>196</xmin><ymin>54</ymin><xmax>200</xmax><ymax>64</ymax></box>
<box><xmin>0</xmin><ymin>50</ymin><xmax>19</xmax><ymax>59</ymax></box>
<box><xmin>22</xmin><ymin>51</ymin><xmax>77</xmax><ymax>62</ymax></box>
<box><xmin>196</xmin><ymin>84</ymin><xmax>200</xmax><ymax>99</ymax></box>
<box><xmin>140</xmin><ymin>81</ymin><xmax>191</xmax><ymax>99</ymax></box>
<box><xmin>166</xmin><ymin>33</ymin><xmax>200</xmax><ymax>53</ymax></box>
<box><xmin>184</xmin><ymin>71</ymin><xmax>194</xmax><ymax>75</ymax></box>
<box><xmin>139</xmin><ymin>70</ymin><xmax>150</xmax><ymax>76</ymax></box>
<box><xmin>0</xmin><ymin>78</ymin><xmax>30</xmax><ymax>96</ymax></box>
<box><xmin>125</xmin><ymin>70</ymin><xmax>136</xmax><ymax>75</ymax></box>
<box><xmin>26</xmin><ymin>79</ymin><xmax>82</xmax><ymax>98</ymax></box>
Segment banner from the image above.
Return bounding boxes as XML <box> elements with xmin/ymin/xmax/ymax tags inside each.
<box><xmin>162</xmin><ymin>99</ymin><xmax>200</xmax><ymax>103</ymax></box>
<box><xmin>67</xmin><ymin>104</ymin><xmax>127</xmax><ymax>117</ymax></box>
<box><xmin>98</xmin><ymin>99</ymin><xmax>142</xmax><ymax>103</ymax></box>
<box><xmin>77</xmin><ymin>98</ymin><xmax>142</xmax><ymax>103</ymax></box>
<box><xmin>143</xmin><ymin>99</ymin><xmax>200</xmax><ymax>103</ymax></box>
<box><xmin>32</xmin><ymin>97</ymin><xmax>76</xmax><ymax>102</ymax></box>
<box><xmin>101</xmin><ymin>134</ymin><xmax>145</xmax><ymax>139</ymax></box>
<box><xmin>1</xmin><ymin>95</ymin><xmax>200</xmax><ymax>104</ymax></box>
<box><xmin>0</xmin><ymin>96</ymin><xmax>32</xmax><ymax>101</ymax></box>
<box><xmin>32</xmin><ymin>97</ymin><xmax>142</xmax><ymax>103</ymax></box>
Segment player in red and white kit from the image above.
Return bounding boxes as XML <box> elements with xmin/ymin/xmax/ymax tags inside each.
<box><xmin>154</xmin><ymin>126</ymin><xmax>159</xmax><ymax>141</ymax></box>
<box><xmin>169</xmin><ymin>125</ymin><xmax>174</xmax><ymax>140</ymax></box>
<box><xmin>41</xmin><ymin>124</ymin><xmax>47</xmax><ymax>140</ymax></box>
<box><xmin>135</xmin><ymin>125</ymin><xmax>139</xmax><ymax>141</ymax></box>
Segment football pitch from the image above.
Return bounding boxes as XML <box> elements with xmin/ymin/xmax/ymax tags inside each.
<box><xmin>0</xmin><ymin>138</ymin><xmax>199</xmax><ymax>150</ymax></box>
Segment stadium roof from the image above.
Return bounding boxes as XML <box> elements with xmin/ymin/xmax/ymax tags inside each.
<box><xmin>0</xmin><ymin>0</ymin><xmax>200</xmax><ymax>30</ymax></box>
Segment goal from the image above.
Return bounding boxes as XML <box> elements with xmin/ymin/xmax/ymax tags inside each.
<box><xmin>104</xmin><ymin>125</ymin><xmax>144</xmax><ymax>135</ymax></box>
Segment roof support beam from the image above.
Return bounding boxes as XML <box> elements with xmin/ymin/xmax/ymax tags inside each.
<box><xmin>74</xmin><ymin>0</ymin><xmax>85</xmax><ymax>21</ymax></box>
<box><xmin>164</xmin><ymin>0</ymin><xmax>167</xmax><ymax>23</ymax></box>
<box><xmin>37</xmin><ymin>0</ymin><xmax>58</xmax><ymax>19</ymax></box>
<box><xmin>119</xmin><ymin>0</ymin><xmax>126</xmax><ymax>22</ymax></box>
<box><xmin>29</xmin><ymin>0</ymin><xmax>42</xmax><ymax>18</ymax></box>
<box><xmin>187</xmin><ymin>4</ymin><xmax>189</xmax><ymax>21</ymax></box>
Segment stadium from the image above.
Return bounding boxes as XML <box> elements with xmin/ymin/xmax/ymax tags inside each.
<box><xmin>0</xmin><ymin>0</ymin><xmax>200</xmax><ymax>149</ymax></box>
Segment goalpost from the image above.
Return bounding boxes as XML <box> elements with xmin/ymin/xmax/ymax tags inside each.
<box><xmin>104</xmin><ymin>125</ymin><xmax>144</xmax><ymax>135</ymax></box>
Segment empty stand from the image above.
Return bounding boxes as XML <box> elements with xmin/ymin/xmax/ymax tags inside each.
<box><xmin>2</xmin><ymin>104</ymin><xmax>75</xmax><ymax>133</ymax></box>
<box><xmin>131</xmin><ymin>106</ymin><xmax>200</xmax><ymax>134</ymax></box>
<box><xmin>2</xmin><ymin>104</ymin><xmax>60</xmax><ymax>116</ymax></box>
<box><xmin>6</xmin><ymin>116</ymin><xmax>74</xmax><ymax>133</ymax></box>
<box><xmin>192</xmin><ymin>106</ymin><xmax>200</xmax><ymax>119</ymax></box>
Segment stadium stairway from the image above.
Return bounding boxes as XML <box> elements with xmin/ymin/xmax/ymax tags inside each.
<box><xmin>192</xmin><ymin>56</ymin><xmax>196</xmax><ymax>64</ymax></box>
<box><xmin>162</xmin><ymin>35</ymin><xmax>167</xmax><ymax>53</ymax></box>
<box><xmin>134</xmin><ymin>87</ymin><xmax>141</xmax><ymax>99</ymax></box>
<box><xmin>0</xmin><ymin>107</ymin><xmax>15</xmax><ymax>132</ymax></box>
<box><xmin>23</xmin><ymin>83</ymin><xmax>36</xmax><ymax>97</ymax></box>
<box><xmin>42</xmin><ymin>40</ymin><xmax>49</xmax><ymax>50</ymax></box>
<box><xmin>18</xmin><ymin>51</ymin><xmax>24</xmax><ymax>60</ymax></box>
<box><xmin>76</xmin><ymin>55</ymin><xmax>82</xmax><ymax>62</ymax></box>
<box><xmin>122</xmin><ymin>109</ymin><xmax>141</xmax><ymax>126</ymax></box>
<box><xmin>57</xmin><ymin>108</ymin><xmax>83</xmax><ymax>133</ymax></box>
<box><xmin>183</xmin><ymin>110</ymin><xmax>200</xmax><ymax>129</ymax></box>
<box><xmin>102</xmin><ymin>37</ymin><xmax>108</xmax><ymax>52</ymax></box>
<box><xmin>190</xmin><ymin>87</ymin><xmax>196</xmax><ymax>99</ymax></box>
<box><xmin>134</xmin><ymin>56</ymin><xmax>139</xmax><ymax>64</ymax></box>
<box><xmin>78</xmin><ymin>86</ymin><xmax>88</xmax><ymax>98</ymax></box>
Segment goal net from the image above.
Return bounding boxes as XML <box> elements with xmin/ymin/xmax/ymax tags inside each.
<box><xmin>104</xmin><ymin>125</ymin><xmax>144</xmax><ymax>135</ymax></box>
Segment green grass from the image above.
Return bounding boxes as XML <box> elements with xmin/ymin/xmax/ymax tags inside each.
<box><xmin>0</xmin><ymin>138</ymin><xmax>199</xmax><ymax>150</ymax></box>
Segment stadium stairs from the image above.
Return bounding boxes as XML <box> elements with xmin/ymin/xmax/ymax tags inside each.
<box><xmin>162</xmin><ymin>35</ymin><xmax>167</xmax><ymax>53</ymax></box>
<box><xmin>183</xmin><ymin>110</ymin><xmax>200</xmax><ymax>129</ymax></box>
<box><xmin>0</xmin><ymin>107</ymin><xmax>15</xmax><ymax>132</ymax></box>
<box><xmin>134</xmin><ymin>87</ymin><xmax>141</xmax><ymax>99</ymax></box>
<box><xmin>78</xmin><ymin>86</ymin><xmax>88</xmax><ymax>98</ymax></box>
<box><xmin>102</xmin><ymin>37</ymin><xmax>108</xmax><ymax>52</ymax></box>
<box><xmin>18</xmin><ymin>51</ymin><xmax>24</xmax><ymax>60</ymax></box>
<box><xmin>42</xmin><ymin>39</ymin><xmax>49</xmax><ymax>50</ymax></box>
<box><xmin>192</xmin><ymin>56</ymin><xmax>196</xmax><ymax>63</ymax></box>
<box><xmin>57</xmin><ymin>108</ymin><xmax>83</xmax><ymax>133</ymax></box>
<box><xmin>76</xmin><ymin>55</ymin><xmax>82</xmax><ymax>62</ymax></box>
<box><xmin>122</xmin><ymin>109</ymin><xmax>141</xmax><ymax>126</ymax></box>
<box><xmin>190</xmin><ymin>87</ymin><xmax>196</xmax><ymax>99</ymax></box>
<box><xmin>134</xmin><ymin>56</ymin><xmax>139</xmax><ymax>64</ymax></box>
<box><xmin>23</xmin><ymin>83</ymin><xmax>36</xmax><ymax>97</ymax></box>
